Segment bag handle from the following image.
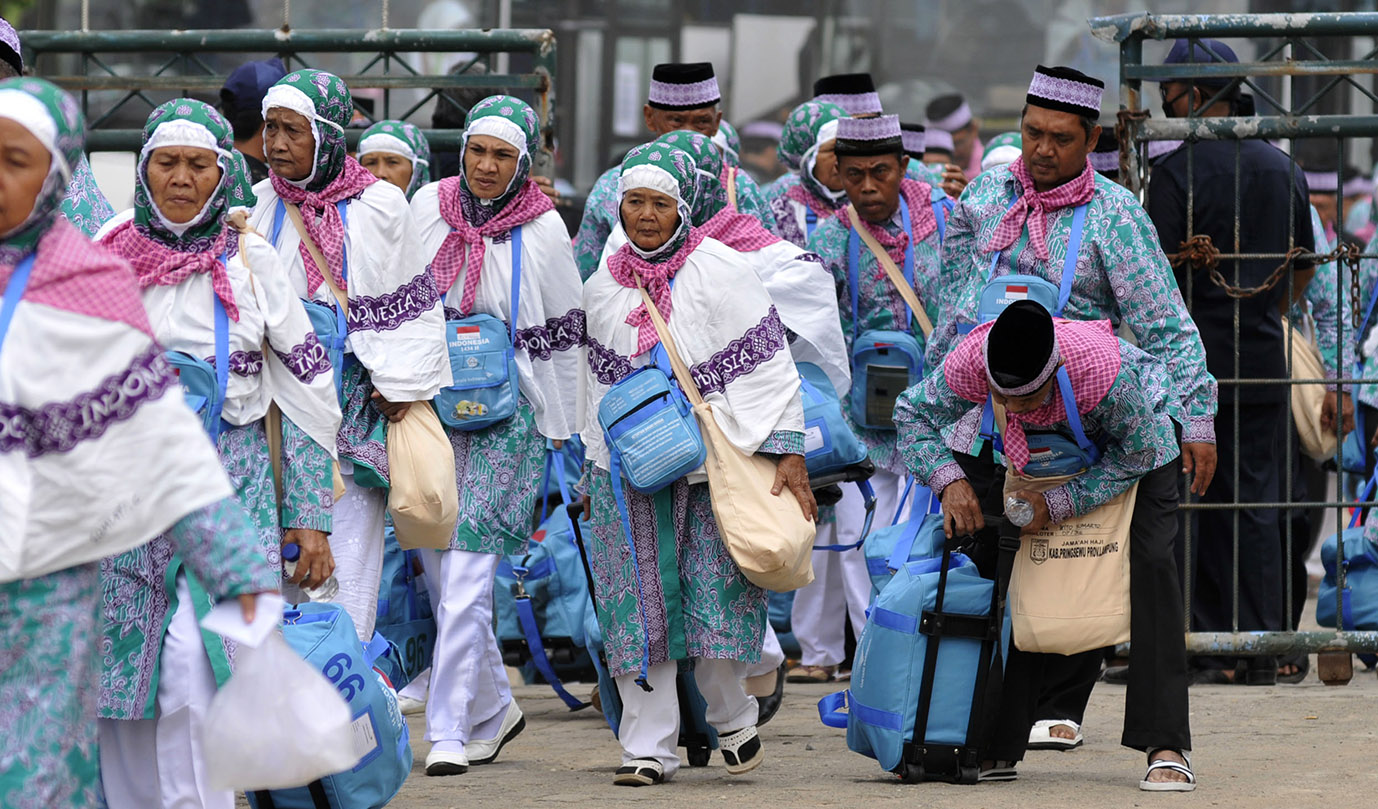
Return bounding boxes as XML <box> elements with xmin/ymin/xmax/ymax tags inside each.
<box><xmin>283</xmin><ymin>201</ymin><xmax>349</xmax><ymax>316</ymax></box>
<box><xmin>0</xmin><ymin>254</ymin><xmax>37</xmax><ymax>361</ymax></box>
<box><xmin>636</xmin><ymin>281</ymin><xmax>706</xmax><ymax>407</ymax></box>
<box><xmin>845</xmin><ymin>204</ymin><xmax>934</xmax><ymax>337</ymax></box>
<box><xmin>725</xmin><ymin>166</ymin><xmax>738</xmax><ymax>212</ymax></box>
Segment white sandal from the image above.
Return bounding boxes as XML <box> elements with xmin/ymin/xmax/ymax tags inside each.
<box><xmin>1139</xmin><ymin>750</ymin><xmax>1196</xmax><ymax>792</ymax></box>
<box><xmin>1027</xmin><ymin>718</ymin><xmax>1083</xmax><ymax>751</ymax></box>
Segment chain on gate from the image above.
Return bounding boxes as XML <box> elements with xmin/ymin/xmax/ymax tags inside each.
<box><xmin>1169</xmin><ymin>234</ymin><xmax>1361</xmax><ymax>301</ymax></box>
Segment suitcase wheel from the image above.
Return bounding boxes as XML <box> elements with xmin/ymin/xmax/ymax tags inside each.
<box><xmin>896</xmin><ymin>761</ymin><xmax>923</xmax><ymax>784</ymax></box>
<box><xmin>957</xmin><ymin>764</ymin><xmax>980</xmax><ymax>785</ymax></box>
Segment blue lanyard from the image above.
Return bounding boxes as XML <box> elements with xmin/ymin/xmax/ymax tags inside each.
<box><xmin>0</xmin><ymin>254</ymin><xmax>36</xmax><ymax>360</ymax></box>
<box><xmin>985</xmin><ymin>198</ymin><xmax>1088</xmax><ymax>318</ymax></box>
<box><xmin>848</xmin><ymin>197</ymin><xmax>918</xmax><ymax>340</ymax></box>
<box><xmin>508</xmin><ymin>227</ymin><xmax>523</xmax><ymax>343</ymax></box>
<box><xmin>209</xmin><ymin>254</ymin><xmax>230</xmax><ymax>436</ymax></box>
<box><xmin>805</xmin><ymin>207</ymin><xmax>817</xmax><ymax>240</ymax></box>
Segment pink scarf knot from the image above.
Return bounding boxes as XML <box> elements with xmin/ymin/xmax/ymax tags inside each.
<box><xmin>102</xmin><ymin>220</ymin><xmax>240</xmax><ymax>321</ymax></box>
<box><xmin>269</xmin><ymin>156</ymin><xmax>378</xmax><ymax>295</ymax></box>
<box><xmin>607</xmin><ymin>227</ymin><xmax>706</xmax><ymax>356</ymax></box>
<box><xmin>431</xmin><ymin>176</ymin><xmax>555</xmax><ymax>316</ymax></box>
<box><xmin>987</xmin><ymin>156</ymin><xmax>1096</xmax><ymax>262</ymax></box>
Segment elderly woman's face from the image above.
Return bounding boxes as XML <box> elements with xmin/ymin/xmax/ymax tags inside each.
<box><xmin>360</xmin><ymin>151</ymin><xmax>413</xmax><ymax>193</ymax></box>
<box><xmin>620</xmin><ymin>188</ymin><xmax>680</xmax><ymax>252</ymax></box>
<box><xmin>0</xmin><ymin>118</ymin><xmax>52</xmax><ymax>236</ymax></box>
<box><xmin>263</xmin><ymin>107</ymin><xmax>315</xmax><ymax>181</ymax></box>
<box><xmin>147</xmin><ymin>146</ymin><xmax>221</xmax><ymax>224</ymax></box>
<box><xmin>464</xmin><ymin>134</ymin><xmax>520</xmax><ymax>200</ymax></box>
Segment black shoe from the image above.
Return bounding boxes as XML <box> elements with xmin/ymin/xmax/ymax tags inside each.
<box><xmin>756</xmin><ymin>663</ymin><xmax>786</xmax><ymax>726</ymax></box>
<box><xmin>1101</xmin><ymin>664</ymin><xmax>1129</xmax><ymax>684</ymax></box>
<box><xmin>718</xmin><ymin>726</ymin><xmax>763</xmax><ymax>774</ymax></box>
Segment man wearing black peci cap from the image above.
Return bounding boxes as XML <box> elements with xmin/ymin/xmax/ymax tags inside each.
<box><xmin>813</xmin><ymin>72</ymin><xmax>883</xmax><ymax>118</ymax></box>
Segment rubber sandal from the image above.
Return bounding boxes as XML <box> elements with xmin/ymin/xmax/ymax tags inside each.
<box><xmin>1140</xmin><ymin>750</ymin><xmax>1196</xmax><ymax>792</ymax></box>
<box><xmin>614</xmin><ymin>758</ymin><xmax>664</xmax><ymax>786</ymax></box>
<box><xmin>1278</xmin><ymin>654</ymin><xmax>1309</xmax><ymax>685</ymax></box>
<box><xmin>785</xmin><ymin>664</ymin><xmax>835</xmax><ymax>684</ymax></box>
<box><xmin>978</xmin><ymin>761</ymin><xmax>1018</xmax><ymax>782</ymax></box>
<box><xmin>1027</xmin><ymin>719</ymin><xmax>1083</xmax><ymax>751</ymax></box>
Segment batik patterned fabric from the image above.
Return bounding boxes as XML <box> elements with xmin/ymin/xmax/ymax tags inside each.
<box><xmin>765</xmin><ymin>173</ymin><xmax>845</xmax><ymax>248</ymax></box>
<box><xmin>226</xmin><ymin>148</ymin><xmax>259</xmax><ymax>210</ymax></box>
<box><xmin>1356</xmin><ymin>231</ymin><xmax>1378</xmax><ymax>409</ymax></box>
<box><xmin>358</xmin><ymin>119</ymin><xmax>432</xmax><ymax>199</ymax></box>
<box><xmin>806</xmin><ymin>184</ymin><xmax>946</xmax><ymax>475</ymax></box>
<box><xmin>132</xmin><ymin>99</ymin><xmax>236</xmax><ymax>253</ymax></box>
<box><xmin>99</xmin><ymin>419</ymin><xmax>330</xmax><ymax>720</ymax></box>
<box><xmin>573</xmin><ymin>165</ymin><xmax>621</xmax><ymax>280</ymax></box>
<box><xmin>584</xmin><ymin>473</ymin><xmax>766</xmax><ymax>678</ymax></box>
<box><xmin>777</xmin><ymin>100</ymin><xmax>849</xmax><ymax>172</ymax></box>
<box><xmin>60</xmin><ymin>156</ymin><xmax>115</xmax><ymax>238</ymax></box>
<box><xmin>722</xmin><ymin>164</ymin><xmax>769</xmax><ymax>221</ymax></box>
<box><xmin>448</xmin><ymin>396</ymin><xmax>544</xmax><ymax>556</ymax></box>
<box><xmin>928</xmin><ymin>164</ymin><xmax>1218</xmax><ymax>443</ymax></box>
<box><xmin>895</xmin><ymin>337</ymin><xmax>1180</xmax><ymax>525</ymax></box>
<box><xmin>1289</xmin><ymin>206</ymin><xmax>1354</xmax><ymax>387</ymax></box>
<box><xmin>0</xmin><ymin>563</ymin><xmax>103</xmax><ymax>809</ymax></box>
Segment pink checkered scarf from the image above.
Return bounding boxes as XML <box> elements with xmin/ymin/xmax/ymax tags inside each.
<box><xmin>102</xmin><ymin>220</ymin><xmax>240</xmax><ymax>322</ymax></box>
<box><xmin>698</xmin><ymin>207</ymin><xmax>780</xmax><ymax>253</ymax></box>
<box><xmin>431</xmin><ymin>176</ymin><xmax>555</xmax><ymax>314</ymax></box>
<box><xmin>944</xmin><ymin>318</ymin><xmax>1121</xmax><ymax>474</ymax></box>
<box><xmin>269</xmin><ymin>156</ymin><xmax>378</xmax><ymax>294</ymax></box>
<box><xmin>0</xmin><ymin>218</ymin><xmax>153</xmax><ymax>338</ymax></box>
<box><xmin>851</xmin><ymin>178</ymin><xmax>938</xmax><ymax>267</ymax></box>
<box><xmin>784</xmin><ymin>183</ymin><xmax>846</xmax><ymax>221</ymax></box>
<box><xmin>607</xmin><ymin>227</ymin><xmax>707</xmax><ymax>357</ymax></box>
<box><xmin>987</xmin><ymin>156</ymin><xmax>1096</xmax><ymax>261</ymax></box>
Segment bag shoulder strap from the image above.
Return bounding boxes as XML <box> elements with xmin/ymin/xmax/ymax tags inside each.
<box><xmin>1056</xmin><ymin>203</ymin><xmax>1088</xmax><ymax>316</ymax></box>
<box><xmin>845</xmin><ymin>204</ymin><xmax>934</xmax><ymax>337</ymax></box>
<box><xmin>637</xmin><ymin>283</ymin><xmax>706</xmax><ymax>407</ymax></box>
<box><xmin>0</xmin><ymin>254</ymin><xmax>37</xmax><ymax>360</ymax></box>
<box><xmin>210</xmin><ymin>276</ymin><xmax>230</xmax><ymax>434</ymax></box>
<box><xmin>283</xmin><ymin>201</ymin><xmax>349</xmax><ymax>316</ymax></box>
<box><xmin>725</xmin><ymin>167</ymin><xmax>738</xmax><ymax>212</ymax></box>
<box><xmin>509</xmin><ymin>225</ymin><xmax>523</xmax><ymax>343</ymax></box>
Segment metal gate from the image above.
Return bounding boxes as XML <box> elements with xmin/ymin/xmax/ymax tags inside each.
<box><xmin>1093</xmin><ymin>11</ymin><xmax>1378</xmax><ymax>681</ymax></box>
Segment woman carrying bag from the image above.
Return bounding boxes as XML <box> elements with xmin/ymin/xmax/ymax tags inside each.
<box><xmin>408</xmin><ymin>95</ymin><xmax>583</xmax><ymax>777</ymax></box>
<box><xmin>247</xmin><ymin>69</ymin><xmax>451</xmax><ymax>642</ymax></box>
<box><xmin>93</xmin><ymin>100</ymin><xmax>342</xmax><ymax>809</ymax></box>
<box><xmin>580</xmin><ymin>142</ymin><xmax>816</xmax><ymax>787</ymax></box>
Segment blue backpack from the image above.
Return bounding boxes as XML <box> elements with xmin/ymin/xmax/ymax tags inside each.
<box><xmin>493</xmin><ymin>451</ymin><xmax>595</xmax><ymax>710</ymax></box>
<box><xmin>817</xmin><ymin>552</ymin><xmax>1010</xmax><ymax>780</ymax></box>
<box><xmin>1319</xmin><ymin>475</ymin><xmax>1378</xmax><ymax>632</ymax></box>
<box><xmin>847</xmin><ymin>198</ymin><xmax>925</xmax><ymax>431</ymax></box>
<box><xmin>798</xmin><ymin>361</ymin><xmax>869</xmax><ymax>477</ymax></box>
<box><xmin>272</xmin><ymin>199</ymin><xmax>350</xmax><ymax>405</ymax></box>
<box><xmin>434</xmin><ymin>226</ymin><xmax>523</xmax><ymax>431</ymax></box>
<box><xmin>862</xmin><ymin>479</ymin><xmax>944</xmax><ymax>600</ymax></box>
<box><xmin>165</xmin><ymin>276</ymin><xmax>231</xmax><ymax>438</ymax></box>
<box><xmin>598</xmin><ymin>342</ymin><xmax>706</xmax><ymax>495</ymax></box>
<box><xmin>373</xmin><ymin>525</ymin><xmax>435</xmax><ymax>692</ymax></box>
<box><xmin>248</xmin><ymin>603</ymin><xmax>411</xmax><ymax>809</ymax></box>
<box><xmin>961</xmin><ymin>201</ymin><xmax>1087</xmax><ymax>336</ymax></box>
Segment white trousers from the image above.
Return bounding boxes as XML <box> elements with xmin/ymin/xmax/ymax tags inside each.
<box><xmin>614</xmin><ymin>658</ymin><xmax>757</xmax><ymax>779</ymax></box>
<box><xmin>745</xmin><ymin>623</ymin><xmax>785</xmax><ymax>678</ymax></box>
<box><xmin>99</xmin><ymin>573</ymin><xmax>232</xmax><ymax>809</ymax></box>
<box><xmin>791</xmin><ymin>469</ymin><xmax>907</xmax><ymax>667</ymax></box>
<box><xmin>419</xmin><ymin>549</ymin><xmax>511</xmax><ymax>755</ymax></box>
<box><xmin>328</xmin><ymin>470</ymin><xmax>387</xmax><ymax>642</ymax></box>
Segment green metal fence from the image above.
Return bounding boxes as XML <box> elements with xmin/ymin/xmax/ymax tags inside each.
<box><xmin>1092</xmin><ymin>11</ymin><xmax>1378</xmax><ymax>678</ymax></box>
<box><xmin>19</xmin><ymin>27</ymin><xmax>557</xmax><ymax>156</ymax></box>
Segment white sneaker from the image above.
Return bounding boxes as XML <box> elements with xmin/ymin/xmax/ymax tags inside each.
<box><xmin>467</xmin><ymin>701</ymin><xmax>526</xmax><ymax>765</ymax></box>
<box><xmin>397</xmin><ymin>696</ymin><xmax>426</xmax><ymax>716</ymax></box>
<box><xmin>424</xmin><ymin>747</ymin><xmax>468</xmax><ymax>776</ymax></box>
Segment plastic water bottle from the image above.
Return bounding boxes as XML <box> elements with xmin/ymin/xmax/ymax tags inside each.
<box><xmin>1005</xmin><ymin>495</ymin><xmax>1035</xmax><ymax>528</ymax></box>
<box><xmin>282</xmin><ymin>542</ymin><xmax>339</xmax><ymax>602</ymax></box>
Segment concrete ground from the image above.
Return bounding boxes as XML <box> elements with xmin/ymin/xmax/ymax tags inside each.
<box><xmin>238</xmin><ymin>627</ymin><xmax>1378</xmax><ymax>807</ymax></box>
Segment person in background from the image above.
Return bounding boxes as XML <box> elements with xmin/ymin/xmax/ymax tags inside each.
<box><xmin>980</xmin><ymin>131</ymin><xmax>1022</xmax><ymax>173</ymax></box>
<box><xmin>431</xmin><ymin>60</ymin><xmax>491</xmax><ymax>181</ymax></box>
<box><xmin>248</xmin><ymin>69</ymin><xmax>450</xmax><ymax>643</ymax></box>
<box><xmin>0</xmin><ymin>76</ymin><xmax>275</xmax><ymax>809</ymax></box>
<box><xmin>574</xmin><ymin>62</ymin><xmax>731</xmax><ymax>280</ymax></box>
<box><xmin>580</xmin><ymin>142</ymin><xmax>813</xmax><ymax>786</ymax></box>
<box><xmin>921</xmin><ymin>127</ymin><xmax>955</xmax><ymax>166</ymax></box>
<box><xmin>712</xmin><ymin>119</ymin><xmax>769</xmax><ymax>218</ymax></box>
<box><xmin>219</xmin><ymin>57</ymin><xmax>287</xmax><ymax>185</ymax></box>
<box><xmin>94</xmin><ymin>99</ymin><xmax>340</xmax><ymax>809</ymax></box>
<box><xmin>738</xmin><ymin>119</ymin><xmax>786</xmax><ymax>184</ymax></box>
<box><xmin>763</xmin><ymin>99</ymin><xmax>850</xmax><ymax>247</ymax></box>
<box><xmin>2</xmin><ymin>16</ymin><xmax>115</xmax><ymax>236</ymax></box>
<box><xmin>798</xmin><ymin>115</ymin><xmax>950</xmax><ymax>684</ymax></box>
<box><xmin>812</xmin><ymin>73</ymin><xmax>883</xmax><ymax>118</ymax></box>
<box><xmin>925</xmin><ymin>91</ymin><xmax>984</xmax><ymax>177</ymax></box>
<box><xmin>358</xmin><ymin>119</ymin><xmax>432</xmax><ymax>200</ymax></box>
<box><xmin>900</xmin><ymin>122</ymin><xmax>926</xmax><ymax>168</ymax></box>
<box><xmin>409</xmin><ymin>95</ymin><xmax>582</xmax><ymax>777</ymax></box>
<box><xmin>1344</xmin><ymin>170</ymin><xmax>1375</xmax><ymax>244</ymax></box>
<box><xmin>1090</xmin><ymin>128</ymin><xmax>1121</xmax><ymax>180</ymax></box>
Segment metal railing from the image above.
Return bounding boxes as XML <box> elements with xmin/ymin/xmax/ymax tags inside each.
<box><xmin>19</xmin><ymin>27</ymin><xmax>557</xmax><ymax>157</ymax></box>
<box><xmin>1092</xmin><ymin>11</ymin><xmax>1378</xmax><ymax>679</ymax></box>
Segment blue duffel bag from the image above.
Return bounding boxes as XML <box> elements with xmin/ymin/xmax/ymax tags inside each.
<box><xmin>862</xmin><ymin>478</ymin><xmax>943</xmax><ymax>601</ymax></box>
<box><xmin>374</xmin><ymin>524</ymin><xmax>435</xmax><ymax>692</ymax></box>
<box><xmin>1318</xmin><ymin>476</ymin><xmax>1378</xmax><ymax>631</ymax></box>
<box><xmin>248</xmin><ymin>603</ymin><xmax>412</xmax><ymax>809</ymax></box>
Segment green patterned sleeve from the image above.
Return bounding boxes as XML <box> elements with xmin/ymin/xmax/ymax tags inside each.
<box><xmin>927</xmin><ymin>191</ymin><xmax>982</xmax><ymax>366</ymax></box>
<box><xmin>894</xmin><ymin>364</ymin><xmax>976</xmax><ymax>495</ymax></box>
<box><xmin>279</xmin><ymin>415</ymin><xmax>334</xmax><ymax>532</ymax></box>
<box><xmin>169</xmin><ymin>497</ymin><xmax>279</xmax><ymax>602</ymax></box>
<box><xmin>574</xmin><ymin>169</ymin><xmax>619</xmax><ymax>281</ymax></box>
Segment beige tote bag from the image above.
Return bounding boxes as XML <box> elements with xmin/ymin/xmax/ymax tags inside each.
<box><xmin>385</xmin><ymin>403</ymin><xmax>459</xmax><ymax>550</ymax></box>
<box><xmin>1002</xmin><ymin>470</ymin><xmax>1135</xmax><ymax>655</ymax></box>
<box><xmin>1283</xmin><ymin>316</ymin><xmax>1338</xmax><ymax>461</ymax></box>
<box><xmin>639</xmin><ymin>285</ymin><xmax>817</xmax><ymax>592</ymax></box>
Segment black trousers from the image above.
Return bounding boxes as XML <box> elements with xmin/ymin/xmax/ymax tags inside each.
<box><xmin>1031</xmin><ymin>651</ymin><xmax>1105</xmax><ymax>725</ymax></box>
<box><xmin>1280</xmin><ymin>427</ymin><xmax>1328</xmax><ymax>632</ymax></box>
<box><xmin>1183</xmin><ymin>401</ymin><xmax>1285</xmax><ymax>670</ymax></box>
<box><xmin>954</xmin><ymin>451</ymin><xmax>1192</xmax><ymax>761</ymax></box>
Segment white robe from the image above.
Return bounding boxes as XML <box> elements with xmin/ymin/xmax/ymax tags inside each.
<box><xmin>581</xmin><ymin>236</ymin><xmax>805</xmax><ymax>479</ymax></box>
<box><xmin>602</xmin><ymin>223</ymin><xmax>850</xmax><ymax>395</ymax></box>
<box><xmin>410</xmin><ymin>186</ymin><xmax>582</xmax><ymax>440</ymax></box>
<box><xmin>248</xmin><ymin>180</ymin><xmax>450</xmax><ymax>402</ymax></box>
<box><xmin>0</xmin><ymin>298</ymin><xmax>232</xmax><ymax>582</ymax></box>
<box><xmin>96</xmin><ymin>210</ymin><xmax>341</xmax><ymax>456</ymax></box>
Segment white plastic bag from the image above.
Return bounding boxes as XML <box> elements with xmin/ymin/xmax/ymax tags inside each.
<box><xmin>202</xmin><ymin>597</ymin><xmax>358</xmax><ymax>790</ymax></box>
